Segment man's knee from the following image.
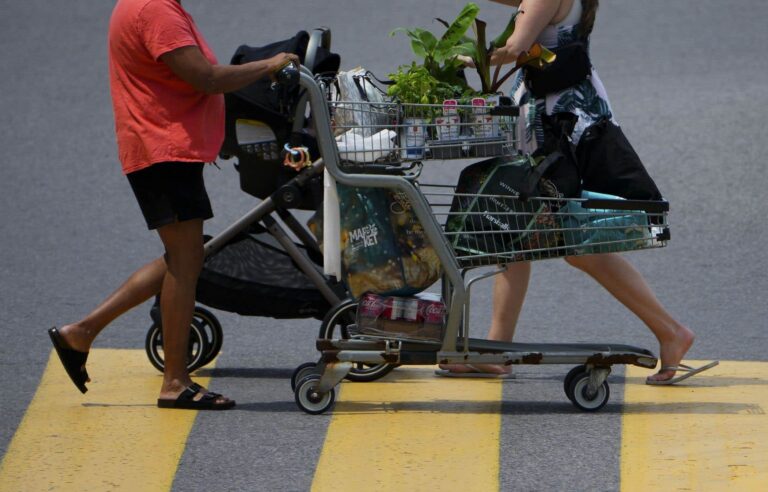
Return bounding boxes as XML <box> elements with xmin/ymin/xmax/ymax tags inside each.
<box><xmin>163</xmin><ymin>244</ymin><xmax>204</xmax><ymax>277</ymax></box>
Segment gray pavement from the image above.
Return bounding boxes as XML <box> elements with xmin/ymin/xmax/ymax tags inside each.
<box><xmin>1</xmin><ymin>1</ymin><xmax>766</xmax><ymax>490</ymax></box>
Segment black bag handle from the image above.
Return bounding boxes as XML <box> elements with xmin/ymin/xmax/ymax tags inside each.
<box><xmin>519</xmin><ymin>151</ymin><xmax>562</xmax><ymax>200</ymax></box>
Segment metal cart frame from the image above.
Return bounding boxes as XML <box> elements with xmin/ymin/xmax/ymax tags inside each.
<box><xmin>292</xmin><ymin>67</ymin><xmax>665</xmax><ymax>413</ymax></box>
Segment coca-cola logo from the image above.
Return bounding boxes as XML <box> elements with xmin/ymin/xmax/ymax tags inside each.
<box><xmin>360</xmin><ymin>295</ymin><xmax>385</xmax><ymax>315</ymax></box>
<box><xmin>361</xmin><ymin>297</ymin><xmax>382</xmax><ymax>308</ymax></box>
<box><xmin>425</xmin><ymin>304</ymin><xmax>445</xmax><ymax>316</ymax></box>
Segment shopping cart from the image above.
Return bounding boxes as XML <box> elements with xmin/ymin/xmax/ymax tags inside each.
<box><xmin>290</xmin><ymin>68</ymin><xmax>668</xmax><ymax>413</ymax></box>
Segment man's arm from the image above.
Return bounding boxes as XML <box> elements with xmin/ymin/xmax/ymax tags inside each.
<box><xmin>160</xmin><ymin>47</ymin><xmax>299</xmax><ymax>94</ymax></box>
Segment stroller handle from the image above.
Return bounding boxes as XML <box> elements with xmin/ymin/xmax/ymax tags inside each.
<box><xmin>271</xmin><ymin>62</ymin><xmax>300</xmax><ymax>90</ymax></box>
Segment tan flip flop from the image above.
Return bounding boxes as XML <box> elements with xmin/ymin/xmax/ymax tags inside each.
<box><xmin>645</xmin><ymin>360</ymin><xmax>719</xmax><ymax>386</ymax></box>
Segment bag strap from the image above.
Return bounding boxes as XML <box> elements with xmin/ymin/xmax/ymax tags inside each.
<box><xmin>520</xmin><ymin>151</ymin><xmax>562</xmax><ymax>200</ymax></box>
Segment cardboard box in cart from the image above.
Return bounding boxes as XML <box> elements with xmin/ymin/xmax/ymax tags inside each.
<box><xmin>356</xmin><ymin>292</ymin><xmax>446</xmax><ymax>342</ymax></box>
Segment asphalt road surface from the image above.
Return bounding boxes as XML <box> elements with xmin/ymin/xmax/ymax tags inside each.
<box><xmin>1</xmin><ymin>1</ymin><xmax>766</xmax><ymax>490</ymax></box>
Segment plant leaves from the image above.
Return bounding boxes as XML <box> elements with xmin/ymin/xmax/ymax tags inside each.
<box><xmin>472</xmin><ymin>17</ymin><xmax>490</xmax><ymax>93</ymax></box>
<box><xmin>418</xmin><ymin>30</ymin><xmax>438</xmax><ymax>54</ymax></box>
<box><xmin>490</xmin><ymin>11</ymin><xmax>518</xmax><ymax>49</ymax></box>
<box><xmin>435</xmin><ymin>3</ymin><xmax>480</xmax><ymax>55</ymax></box>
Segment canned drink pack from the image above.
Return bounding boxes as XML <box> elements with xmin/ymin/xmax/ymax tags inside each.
<box><xmin>356</xmin><ymin>292</ymin><xmax>446</xmax><ymax>341</ymax></box>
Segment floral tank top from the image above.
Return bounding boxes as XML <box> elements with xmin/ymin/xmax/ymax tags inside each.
<box><xmin>509</xmin><ymin>2</ymin><xmax>614</xmax><ymax>153</ymax></box>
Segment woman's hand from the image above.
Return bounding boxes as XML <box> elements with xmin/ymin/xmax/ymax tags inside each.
<box><xmin>490</xmin><ymin>45</ymin><xmax>522</xmax><ymax>66</ymax></box>
<box><xmin>456</xmin><ymin>55</ymin><xmax>476</xmax><ymax>68</ymax></box>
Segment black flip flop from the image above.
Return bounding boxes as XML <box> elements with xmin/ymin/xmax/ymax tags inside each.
<box><xmin>157</xmin><ymin>385</ymin><xmax>236</xmax><ymax>410</ymax></box>
<box><xmin>48</xmin><ymin>326</ymin><xmax>89</xmax><ymax>394</ymax></box>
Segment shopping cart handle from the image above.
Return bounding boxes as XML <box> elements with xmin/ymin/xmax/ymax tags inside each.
<box><xmin>489</xmin><ymin>106</ymin><xmax>520</xmax><ymax>117</ymax></box>
<box><xmin>581</xmin><ymin>199</ymin><xmax>669</xmax><ymax>213</ymax></box>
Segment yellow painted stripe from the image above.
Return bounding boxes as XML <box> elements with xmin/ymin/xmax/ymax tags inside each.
<box><xmin>311</xmin><ymin>366</ymin><xmax>502</xmax><ymax>491</ymax></box>
<box><xmin>621</xmin><ymin>361</ymin><xmax>768</xmax><ymax>491</ymax></box>
<box><xmin>0</xmin><ymin>349</ymin><xmax>212</xmax><ymax>492</ymax></box>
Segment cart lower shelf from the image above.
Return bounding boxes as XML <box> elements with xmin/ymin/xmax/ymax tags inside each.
<box><xmin>292</xmin><ymin>337</ymin><xmax>658</xmax><ymax>414</ymax></box>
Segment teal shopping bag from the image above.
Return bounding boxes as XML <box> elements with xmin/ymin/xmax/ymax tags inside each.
<box><xmin>337</xmin><ymin>184</ymin><xmax>441</xmax><ymax>298</ymax></box>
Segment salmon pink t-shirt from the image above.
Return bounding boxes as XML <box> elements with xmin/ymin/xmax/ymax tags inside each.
<box><xmin>108</xmin><ymin>0</ymin><xmax>225</xmax><ymax>174</ymax></box>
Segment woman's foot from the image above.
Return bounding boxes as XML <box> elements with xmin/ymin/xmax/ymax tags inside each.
<box><xmin>646</xmin><ymin>325</ymin><xmax>696</xmax><ymax>383</ymax></box>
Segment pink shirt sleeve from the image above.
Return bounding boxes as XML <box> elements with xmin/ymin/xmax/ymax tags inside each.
<box><xmin>137</xmin><ymin>0</ymin><xmax>198</xmax><ymax>61</ymax></box>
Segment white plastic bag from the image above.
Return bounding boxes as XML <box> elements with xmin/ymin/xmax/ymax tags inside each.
<box><xmin>335</xmin><ymin>128</ymin><xmax>396</xmax><ymax>163</ymax></box>
<box><xmin>331</xmin><ymin>67</ymin><xmax>389</xmax><ymax>137</ymax></box>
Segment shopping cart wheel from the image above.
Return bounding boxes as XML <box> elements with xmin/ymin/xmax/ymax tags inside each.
<box><xmin>563</xmin><ymin>365</ymin><xmax>587</xmax><ymax>402</ymax></box>
<box><xmin>567</xmin><ymin>372</ymin><xmax>610</xmax><ymax>412</ymax></box>
<box><xmin>192</xmin><ymin>307</ymin><xmax>223</xmax><ymax>367</ymax></box>
<box><xmin>294</xmin><ymin>374</ymin><xmax>336</xmax><ymax>415</ymax></box>
<box><xmin>145</xmin><ymin>318</ymin><xmax>208</xmax><ymax>373</ymax></box>
<box><xmin>319</xmin><ymin>299</ymin><xmax>397</xmax><ymax>382</ymax></box>
<box><xmin>291</xmin><ymin>362</ymin><xmax>320</xmax><ymax>391</ymax></box>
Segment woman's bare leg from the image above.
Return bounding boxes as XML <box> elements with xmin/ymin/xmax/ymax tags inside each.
<box><xmin>439</xmin><ymin>262</ymin><xmax>531</xmax><ymax>375</ymax></box>
<box><xmin>564</xmin><ymin>253</ymin><xmax>695</xmax><ymax>382</ymax></box>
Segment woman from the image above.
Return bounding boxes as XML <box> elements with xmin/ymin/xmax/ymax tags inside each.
<box><xmin>47</xmin><ymin>0</ymin><xmax>299</xmax><ymax>409</ymax></box>
<box><xmin>438</xmin><ymin>0</ymin><xmax>699</xmax><ymax>385</ymax></box>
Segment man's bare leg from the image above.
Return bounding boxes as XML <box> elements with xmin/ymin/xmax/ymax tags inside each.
<box><xmin>57</xmin><ymin>258</ymin><xmax>166</xmax><ymax>356</ymax></box>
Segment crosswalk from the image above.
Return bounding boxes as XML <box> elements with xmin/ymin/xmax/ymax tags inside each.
<box><xmin>1</xmin><ymin>352</ymin><xmax>765</xmax><ymax>491</ymax></box>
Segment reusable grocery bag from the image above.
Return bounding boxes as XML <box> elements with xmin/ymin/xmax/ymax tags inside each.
<box><xmin>559</xmin><ymin>191</ymin><xmax>654</xmax><ymax>255</ymax></box>
<box><xmin>445</xmin><ymin>154</ymin><xmax>577</xmax><ymax>266</ymax></box>
<box><xmin>337</xmin><ymin>184</ymin><xmax>441</xmax><ymax>298</ymax></box>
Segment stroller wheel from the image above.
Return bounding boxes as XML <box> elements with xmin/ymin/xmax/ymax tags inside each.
<box><xmin>192</xmin><ymin>306</ymin><xmax>223</xmax><ymax>367</ymax></box>
<box><xmin>319</xmin><ymin>299</ymin><xmax>397</xmax><ymax>382</ymax></box>
<box><xmin>145</xmin><ymin>318</ymin><xmax>208</xmax><ymax>373</ymax></box>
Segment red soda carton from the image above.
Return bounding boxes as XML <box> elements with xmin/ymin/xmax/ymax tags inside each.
<box><xmin>359</xmin><ymin>292</ymin><xmax>386</xmax><ymax>318</ymax></box>
<box><xmin>416</xmin><ymin>292</ymin><xmax>446</xmax><ymax>325</ymax></box>
<box><xmin>356</xmin><ymin>292</ymin><xmax>446</xmax><ymax>342</ymax></box>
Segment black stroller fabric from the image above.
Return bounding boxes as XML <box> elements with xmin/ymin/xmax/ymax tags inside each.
<box><xmin>196</xmin><ymin>229</ymin><xmax>331</xmax><ymax>319</ymax></box>
<box><xmin>220</xmin><ymin>31</ymin><xmax>340</xmax><ymax>210</ymax></box>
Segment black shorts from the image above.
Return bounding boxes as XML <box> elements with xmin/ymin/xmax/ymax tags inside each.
<box><xmin>127</xmin><ymin>161</ymin><xmax>213</xmax><ymax>230</ymax></box>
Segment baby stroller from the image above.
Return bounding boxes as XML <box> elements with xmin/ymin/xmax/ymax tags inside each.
<box><xmin>143</xmin><ymin>28</ymin><xmax>395</xmax><ymax>382</ymax></box>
